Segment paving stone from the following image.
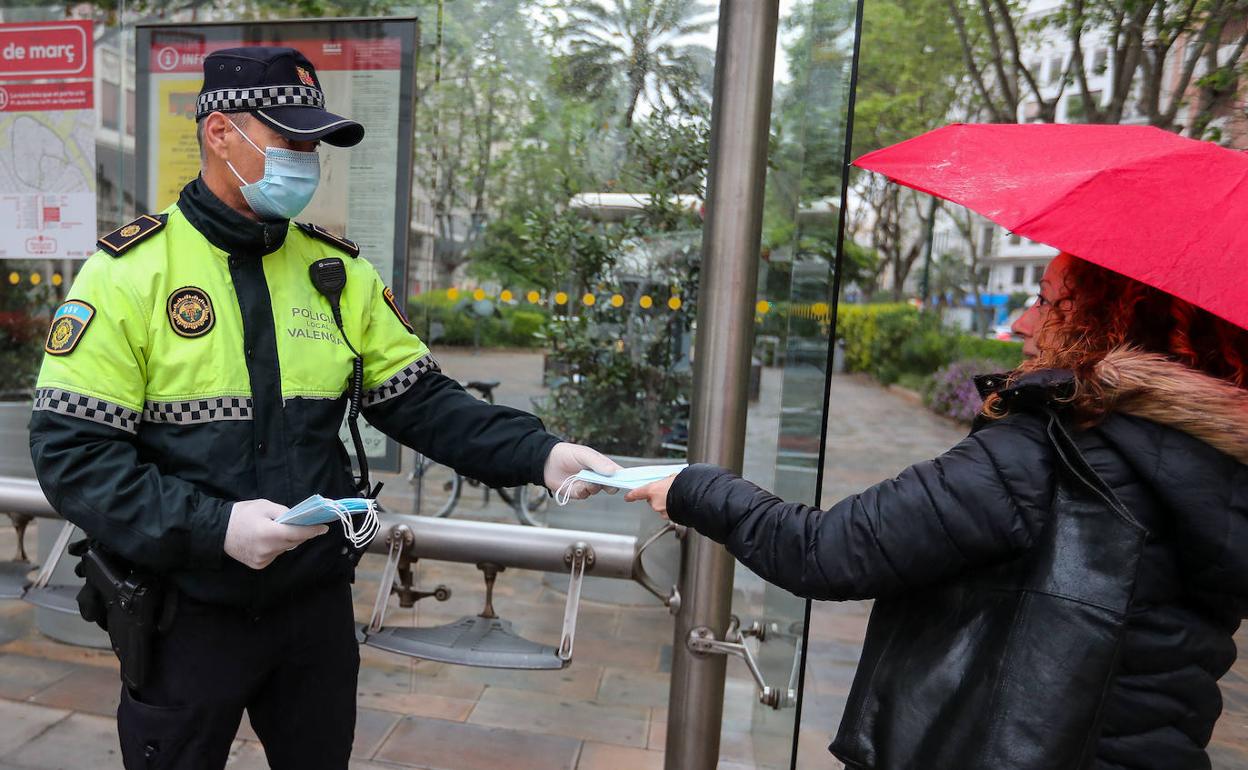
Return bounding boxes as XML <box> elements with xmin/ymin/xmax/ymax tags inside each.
<box><xmin>0</xmin><ymin>655</ymin><xmax>74</xmax><ymax>701</ymax></box>
<box><xmin>430</xmin><ymin>660</ymin><xmax>602</xmax><ymax>700</ymax></box>
<box><xmin>374</xmin><ymin>715</ymin><xmax>580</xmax><ymax>770</ymax></box>
<box><xmin>565</xmin><ymin>634</ymin><xmax>660</xmax><ymax>672</ymax></box>
<box><xmin>26</xmin><ymin>665</ymin><xmax>120</xmax><ymax>717</ymax></box>
<box><xmin>596</xmin><ymin>669</ymin><xmax>671</xmax><ymax>708</ymax></box>
<box><xmin>223</xmin><ymin>739</ymin><xmax>270</xmax><ymax>769</ymax></box>
<box><xmin>0</xmin><ymin>633</ymin><xmax>120</xmax><ymax>671</ymax></box>
<box><xmin>354</xmin><ymin>690</ymin><xmax>475</xmax><ymax>723</ymax></box>
<box><xmin>353</xmin><ymin>707</ymin><xmax>403</xmax><ymax>758</ymax></box>
<box><xmin>648</xmin><ymin>707</ymin><xmax>667</xmax><ymax>751</ymax></box>
<box><xmin>577</xmin><ymin>741</ymin><xmax>665</xmax><ymax>770</ymax></box>
<box><xmin>0</xmin><ymin>699</ymin><xmax>70</xmax><ymax>758</ymax></box>
<box><xmin>468</xmin><ymin>686</ymin><xmax>649</xmax><ymax>747</ymax></box>
<box><xmin>5</xmin><ymin>711</ymin><xmax>119</xmax><ymax>770</ymax></box>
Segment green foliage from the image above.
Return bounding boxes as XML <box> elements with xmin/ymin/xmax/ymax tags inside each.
<box><xmin>552</xmin><ymin>0</ymin><xmax>716</xmax><ymax>127</ymax></box>
<box><xmin>537</xmin><ymin>310</ymin><xmax>690</xmax><ymax>457</ymax></box>
<box><xmin>835</xmin><ymin>304</ymin><xmax>919</xmax><ymax>380</ymax></box>
<box><xmin>841</xmin><ymin>240</ymin><xmax>882</xmax><ymax>292</ymax></box>
<box><xmin>836</xmin><ymin>304</ymin><xmax>1022</xmax><ymax>385</ymax></box>
<box><xmin>953</xmin><ymin>335</ymin><xmax>1024</xmax><ymax>370</ymax></box>
<box><xmin>851</xmin><ymin>0</ymin><xmax>964</xmax><ymax>160</ymax></box>
<box><xmin>407</xmin><ymin>293</ymin><xmax>549</xmax><ymax>349</ymax></box>
<box><xmin>535</xmin><ymin>110</ymin><xmax>709</xmax><ymax>457</ymax></box>
<box><xmin>0</xmin><ymin>266</ymin><xmax>55</xmax><ymax>399</ymax></box>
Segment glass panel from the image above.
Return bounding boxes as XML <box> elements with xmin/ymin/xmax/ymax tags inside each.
<box><xmin>731</xmin><ymin>0</ymin><xmax>862</xmax><ymax>767</ymax></box>
<box><xmin>390</xmin><ymin>1</ymin><xmax>718</xmax><ymax>763</ymax></box>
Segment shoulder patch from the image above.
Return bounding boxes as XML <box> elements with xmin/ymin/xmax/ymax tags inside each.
<box><xmin>167</xmin><ymin>287</ymin><xmax>215</xmax><ymax>338</ymax></box>
<box><xmin>45</xmin><ymin>300</ymin><xmax>96</xmax><ymax>356</ymax></box>
<box><xmin>381</xmin><ymin>285</ymin><xmax>415</xmax><ymax>334</ymax></box>
<box><xmin>98</xmin><ymin>214</ymin><xmax>167</xmax><ymax>257</ymax></box>
<box><xmin>296</xmin><ymin>222</ymin><xmax>359</xmax><ymax>257</ymax></box>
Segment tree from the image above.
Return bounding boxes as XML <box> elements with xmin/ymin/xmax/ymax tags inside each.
<box><xmin>416</xmin><ymin>0</ymin><xmax>554</xmax><ymax>285</ymax></box>
<box><xmin>552</xmin><ymin>0</ymin><xmax>716</xmax><ymax>127</ymax></box>
<box><xmin>849</xmin><ymin>0</ymin><xmax>967</xmax><ymax>299</ymax></box>
<box><xmin>946</xmin><ymin>0</ymin><xmax>1248</xmax><ymax>137</ymax></box>
<box><xmin>947</xmin><ymin>207</ymin><xmax>992</xmax><ymax>331</ymax></box>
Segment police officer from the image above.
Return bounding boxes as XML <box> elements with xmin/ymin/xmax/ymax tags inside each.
<box><xmin>28</xmin><ymin>46</ymin><xmax>617</xmax><ymax>769</ymax></box>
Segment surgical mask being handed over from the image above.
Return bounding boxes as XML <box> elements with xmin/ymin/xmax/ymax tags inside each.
<box><xmin>226</xmin><ymin>117</ymin><xmax>320</xmax><ymax>221</ymax></box>
<box><xmin>276</xmin><ymin>494</ymin><xmax>379</xmax><ymax>549</ymax></box>
<box><xmin>554</xmin><ymin>464</ymin><xmax>688</xmax><ymax>506</ymax></box>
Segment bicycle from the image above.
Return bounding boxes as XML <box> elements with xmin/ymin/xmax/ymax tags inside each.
<box><xmin>407</xmin><ymin>379</ymin><xmax>551</xmax><ymax>526</ymax></box>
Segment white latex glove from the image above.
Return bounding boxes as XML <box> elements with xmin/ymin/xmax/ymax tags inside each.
<box><xmin>543</xmin><ymin>442</ymin><xmax>621</xmax><ymax>500</ymax></box>
<box><xmin>224</xmin><ymin>499</ymin><xmax>329</xmax><ymax>570</ymax></box>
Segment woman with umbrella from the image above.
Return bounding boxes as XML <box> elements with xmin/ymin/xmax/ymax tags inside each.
<box><xmin>626</xmin><ymin>125</ymin><xmax>1248</xmax><ymax>770</ymax></box>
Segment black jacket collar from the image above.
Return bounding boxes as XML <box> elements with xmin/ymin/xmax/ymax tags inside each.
<box><xmin>178</xmin><ymin>176</ymin><xmax>288</xmax><ymax>257</ymax></box>
<box><xmin>974</xmin><ymin>368</ymin><xmax>1075</xmax><ymax>408</ymax></box>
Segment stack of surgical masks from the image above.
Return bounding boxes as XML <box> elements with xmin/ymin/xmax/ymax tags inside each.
<box><xmin>554</xmin><ymin>464</ymin><xmax>688</xmax><ymax>506</ymax></box>
<box><xmin>276</xmin><ymin>494</ymin><xmax>380</xmax><ymax>549</ymax></box>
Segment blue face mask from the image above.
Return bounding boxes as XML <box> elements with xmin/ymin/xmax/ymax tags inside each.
<box><xmin>226</xmin><ymin>117</ymin><xmax>320</xmax><ymax>221</ymax></box>
<box><xmin>276</xmin><ymin>494</ymin><xmax>379</xmax><ymax>548</ymax></box>
<box><xmin>554</xmin><ymin>464</ymin><xmax>688</xmax><ymax>505</ymax></box>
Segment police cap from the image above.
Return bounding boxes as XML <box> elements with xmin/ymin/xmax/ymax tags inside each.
<box><xmin>196</xmin><ymin>46</ymin><xmax>364</xmax><ymax>148</ymax></box>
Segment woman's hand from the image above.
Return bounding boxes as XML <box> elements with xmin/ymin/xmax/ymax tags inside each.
<box><xmin>624</xmin><ymin>474</ymin><xmax>678</xmax><ymax>517</ymax></box>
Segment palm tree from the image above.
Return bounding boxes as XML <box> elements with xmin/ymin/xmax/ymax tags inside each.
<box><xmin>555</xmin><ymin>0</ymin><xmax>716</xmax><ymax>126</ymax></box>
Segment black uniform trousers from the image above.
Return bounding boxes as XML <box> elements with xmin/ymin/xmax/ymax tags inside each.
<box><xmin>117</xmin><ymin>580</ymin><xmax>359</xmax><ymax>770</ymax></box>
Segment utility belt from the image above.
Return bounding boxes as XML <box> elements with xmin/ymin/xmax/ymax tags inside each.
<box><xmin>69</xmin><ymin>539</ymin><xmax>176</xmax><ymax>690</ymax></box>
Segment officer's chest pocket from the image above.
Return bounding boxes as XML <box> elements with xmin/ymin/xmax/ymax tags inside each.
<box><xmin>276</xmin><ymin>310</ymin><xmax>356</xmax><ymax>400</ymax></box>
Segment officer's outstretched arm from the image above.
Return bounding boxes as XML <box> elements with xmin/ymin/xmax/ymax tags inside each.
<box><xmin>355</xmin><ymin>275</ymin><xmax>559</xmax><ymax>488</ymax></box>
<box><xmin>29</xmin><ymin>258</ymin><xmax>231</xmax><ymax>572</ymax></box>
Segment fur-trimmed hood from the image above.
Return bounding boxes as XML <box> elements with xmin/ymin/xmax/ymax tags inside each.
<box><xmin>1094</xmin><ymin>348</ymin><xmax>1248</xmax><ymax>466</ymax></box>
<box><xmin>1085</xmin><ymin>349</ymin><xmax>1248</xmax><ymax>609</ymax></box>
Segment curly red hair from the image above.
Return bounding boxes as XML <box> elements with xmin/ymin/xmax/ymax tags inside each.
<box><xmin>987</xmin><ymin>255</ymin><xmax>1248</xmax><ymax>424</ymax></box>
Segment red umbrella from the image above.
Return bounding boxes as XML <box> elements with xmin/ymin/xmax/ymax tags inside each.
<box><xmin>852</xmin><ymin>123</ymin><xmax>1248</xmax><ymax>329</ymax></box>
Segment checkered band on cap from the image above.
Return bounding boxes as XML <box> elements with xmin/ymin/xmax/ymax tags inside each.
<box><xmin>34</xmin><ymin>388</ymin><xmax>140</xmax><ymax>434</ymax></box>
<box><xmin>143</xmin><ymin>397</ymin><xmax>254</xmax><ymax>425</ymax></box>
<box><xmin>364</xmin><ymin>355</ymin><xmax>440</xmax><ymax>408</ymax></box>
<box><xmin>196</xmin><ymin>85</ymin><xmax>324</xmax><ymax>118</ymax></box>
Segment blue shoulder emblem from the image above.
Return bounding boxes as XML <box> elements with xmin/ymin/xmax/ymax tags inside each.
<box><xmin>45</xmin><ymin>300</ymin><xmax>96</xmax><ymax>356</ymax></box>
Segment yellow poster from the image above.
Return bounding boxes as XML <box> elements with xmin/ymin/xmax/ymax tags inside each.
<box><xmin>154</xmin><ymin>78</ymin><xmax>202</xmax><ymax>210</ymax></box>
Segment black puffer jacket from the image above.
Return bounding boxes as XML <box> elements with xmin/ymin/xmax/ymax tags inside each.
<box><xmin>667</xmin><ymin>351</ymin><xmax>1248</xmax><ymax>770</ymax></box>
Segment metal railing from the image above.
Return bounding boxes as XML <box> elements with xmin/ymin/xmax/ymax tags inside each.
<box><xmin>0</xmin><ymin>475</ymin><xmax>660</xmax><ymax>581</ymax></box>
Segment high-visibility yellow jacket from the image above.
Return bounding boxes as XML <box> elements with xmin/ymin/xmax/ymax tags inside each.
<box><xmin>30</xmin><ymin>178</ymin><xmax>557</xmax><ymax>609</ymax></box>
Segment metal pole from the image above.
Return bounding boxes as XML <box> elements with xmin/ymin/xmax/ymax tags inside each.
<box><xmin>664</xmin><ymin>2</ymin><xmax>779</xmax><ymax>768</ymax></box>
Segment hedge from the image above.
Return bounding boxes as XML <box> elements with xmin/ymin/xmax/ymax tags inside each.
<box><xmin>836</xmin><ymin>304</ymin><xmax>1022</xmax><ymax>385</ymax></box>
<box><xmin>407</xmin><ymin>292</ymin><xmax>549</xmax><ymax>348</ymax></box>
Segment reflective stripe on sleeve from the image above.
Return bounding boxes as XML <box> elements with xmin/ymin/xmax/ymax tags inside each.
<box><xmin>33</xmin><ymin>388</ymin><xmax>141</xmax><ymax>434</ymax></box>
<box><xmin>362</xmin><ymin>354</ymin><xmax>440</xmax><ymax>408</ymax></box>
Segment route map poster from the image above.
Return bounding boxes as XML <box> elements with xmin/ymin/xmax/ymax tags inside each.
<box><xmin>0</xmin><ymin>20</ymin><xmax>96</xmax><ymax>260</ymax></box>
<box><xmin>136</xmin><ymin>18</ymin><xmax>419</xmax><ymax>473</ymax></box>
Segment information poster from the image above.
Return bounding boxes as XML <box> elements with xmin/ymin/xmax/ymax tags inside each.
<box><xmin>0</xmin><ymin>20</ymin><xmax>96</xmax><ymax>260</ymax></box>
<box><xmin>136</xmin><ymin>19</ymin><xmax>419</xmax><ymax>473</ymax></box>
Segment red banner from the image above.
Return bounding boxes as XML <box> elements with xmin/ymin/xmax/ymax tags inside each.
<box><xmin>0</xmin><ymin>80</ymin><xmax>93</xmax><ymax>112</ymax></box>
<box><xmin>0</xmin><ymin>21</ymin><xmax>93</xmax><ymax>81</ymax></box>
<box><xmin>148</xmin><ymin>36</ymin><xmax>402</xmax><ymax>75</ymax></box>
